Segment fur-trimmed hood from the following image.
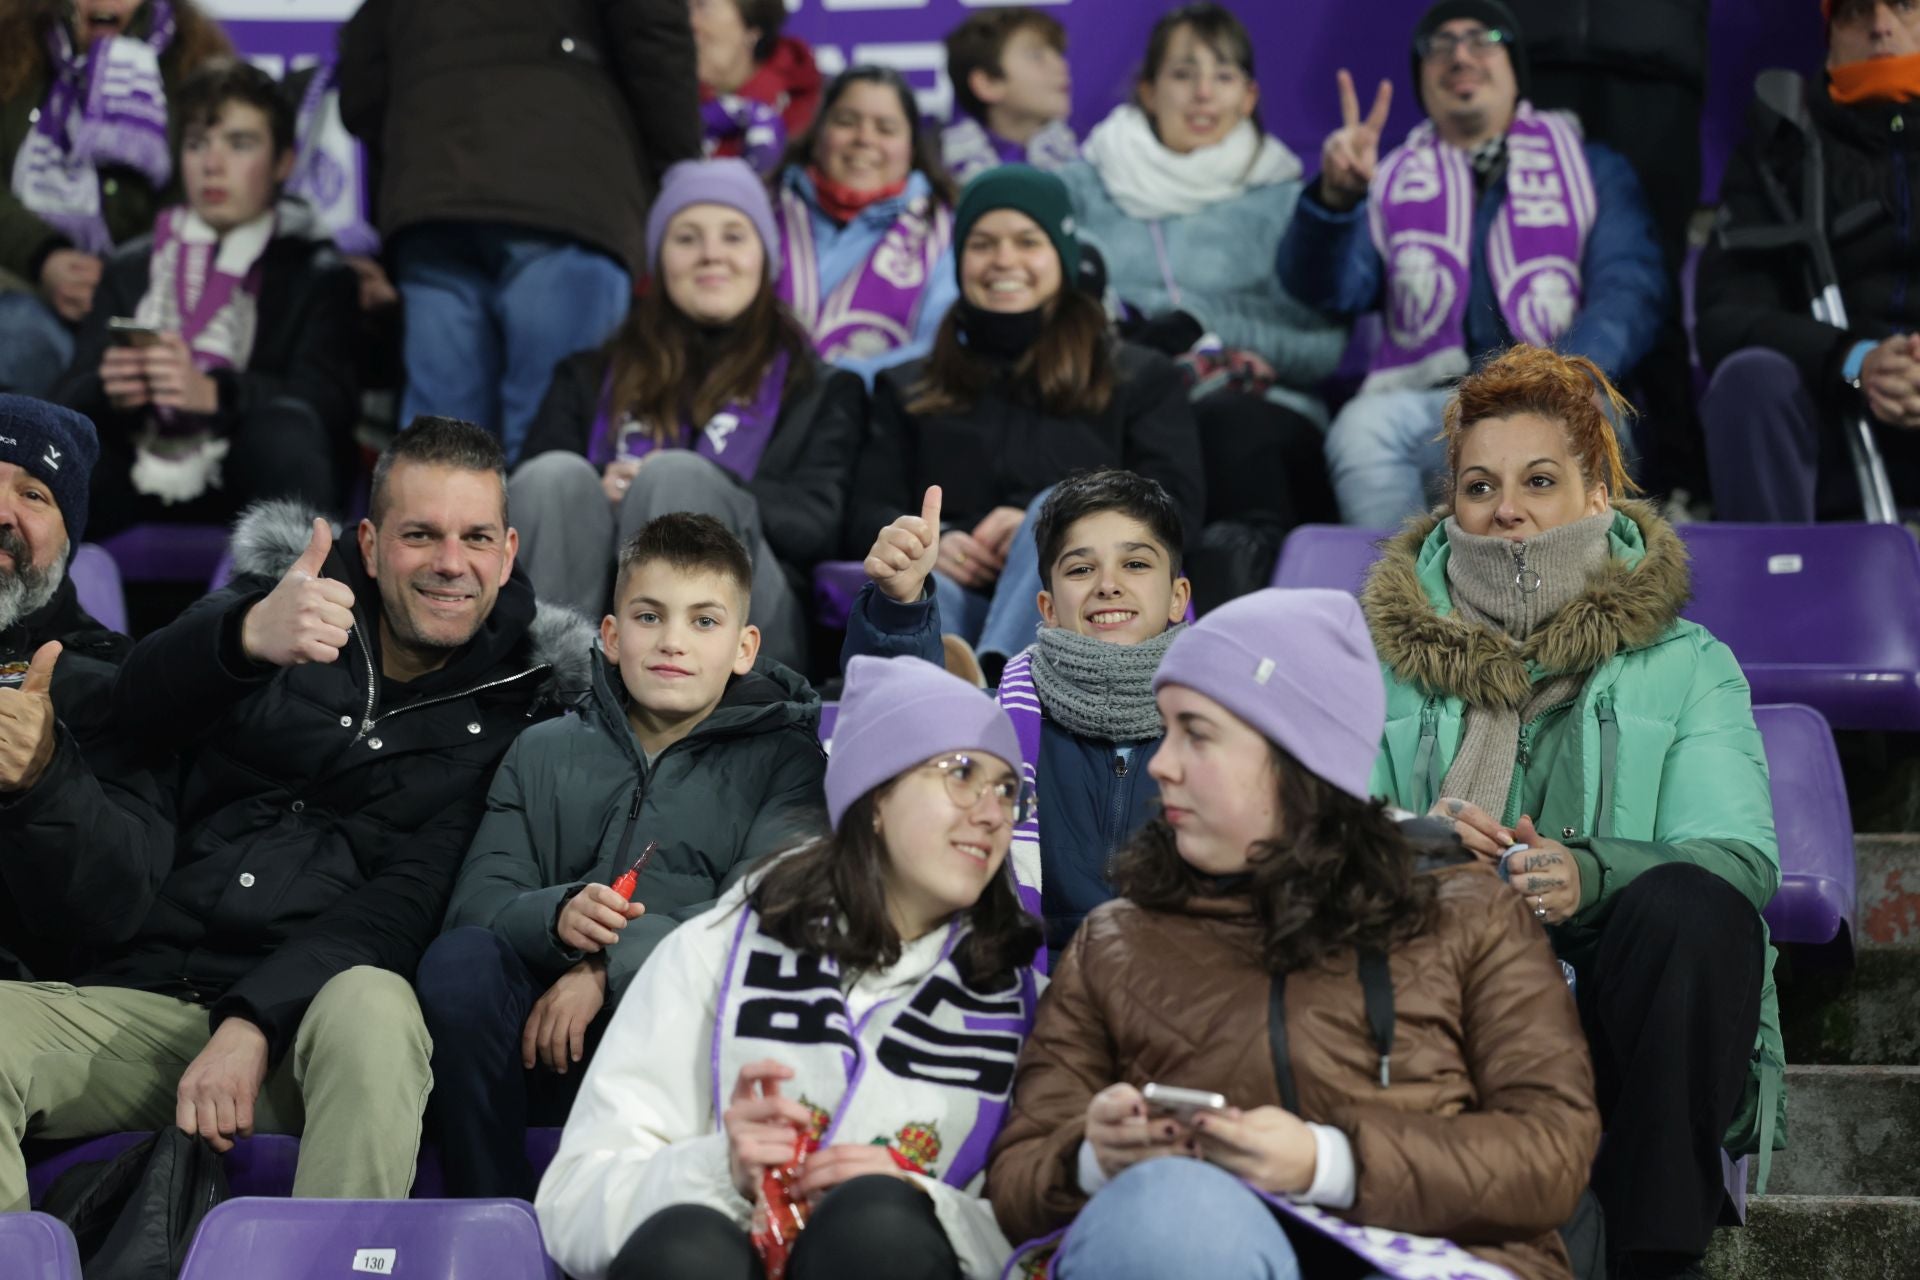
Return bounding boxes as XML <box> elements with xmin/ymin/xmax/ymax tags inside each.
<box><xmin>229</xmin><ymin>498</ymin><xmax>596</xmax><ymax>696</ymax></box>
<box><xmin>1359</xmin><ymin>500</ymin><xmax>1691</xmax><ymax>710</ymax></box>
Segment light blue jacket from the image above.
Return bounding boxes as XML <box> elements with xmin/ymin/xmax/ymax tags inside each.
<box><xmin>1056</xmin><ymin>159</ymin><xmax>1348</xmax><ymax>426</ymax></box>
<box><xmin>777</xmin><ymin>166</ymin><xmax>958</xmax><ymax>387</ymax></box>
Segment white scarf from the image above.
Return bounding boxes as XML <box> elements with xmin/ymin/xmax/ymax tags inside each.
<box><xmin>1082</xmin><ymin>104</ymin><xmax>1301</xmax><ymax>220</ymax></box>
<box><xmin>126</xmin><ymin>206</ymin><xmax>276</xmax><ymax>505</ymax></box>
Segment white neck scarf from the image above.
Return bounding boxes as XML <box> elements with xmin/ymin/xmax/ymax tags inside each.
<box><xmin>1082</xmin><ymin>104</ymin><xmax>1301</xmax><ymax>221</ymax></box>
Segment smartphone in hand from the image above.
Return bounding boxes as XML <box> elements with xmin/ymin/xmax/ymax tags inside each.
<box><xmin>1142</xmin><ymin>1083</ymin><xmax>1228</xmax><ymax>1123</ymax></box>
<box><xmin>107</xmin><ymin>317</ymin><xmax>162</xmax><ymax>348</ymax></box>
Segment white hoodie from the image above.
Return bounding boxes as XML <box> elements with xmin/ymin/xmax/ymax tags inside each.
<box><xmin>534</xmin><ymin>885</ymin><xmax>1021</xmax><ymax>1280</ymax></box>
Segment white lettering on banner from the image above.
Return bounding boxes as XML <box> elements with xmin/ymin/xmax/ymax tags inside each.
<box><xmin>200</xmin><ymin>0</ymin><xmax>360</xmax><ymax>18</ymax></box>
<box><xmin>823</xmin><ymin>0</ymin><xmax>929</xmax><ymax>8</ymax></box>
<box><xmin>349</xmin><ymin>1249</ymin><xmax>397</xmax><ymax>1275</ymax></box>
<box><xmin>810</xmin><ymin>43</ymin><xmax>953</xmax><ymax>121</ymax></box>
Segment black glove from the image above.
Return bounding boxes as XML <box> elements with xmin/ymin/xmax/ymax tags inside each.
<box><xmin>1126</xmin><ymin>308</ymin><xmax>1205</xmax><ymax>357</ymax></box>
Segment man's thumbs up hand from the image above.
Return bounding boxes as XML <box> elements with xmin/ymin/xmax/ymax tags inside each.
<box><xmin>0</xmin><ymin>640</ymin><xmax>62</xmax><ymax>792</ymax></box>
<box><xmin>240</xmin><ymin>518</ymin><xmax>357</xmax><ymax>668</ymax></box>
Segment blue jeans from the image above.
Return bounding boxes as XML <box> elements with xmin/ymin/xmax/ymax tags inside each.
<box><xmin>0</xmin><ymin>292</ymin><xmax>76</xmax><ymax>396</ymax></box>
<box><xmin>392</xmin><ymin>223</ymin><xmax>631</xmax><ymax>462</ymax></box>
<box><xmin>931</xmin><ymin>485</ymin><xmax>1051</xmax><ymax>659</ymax></box>
<box><xmin>1056</xmin><ymin>1159</ymin><xmax>1303</xmax><ymax>1280</ymax></box>
<box><xmin>1324</xmin><ymin>388</ymin><xmax>1454</xmax><ymax>527</ymax></box>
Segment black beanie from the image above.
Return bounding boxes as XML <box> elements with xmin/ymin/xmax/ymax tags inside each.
<box><xmin>1411</xmin><ymin>0</ymin><xmax>1531</xmax><ymax>115</ymax></box>
<box><xmin>0</xmin><ymin>395</ymin><xmax>98</xmax><ymax>549</ymax></box>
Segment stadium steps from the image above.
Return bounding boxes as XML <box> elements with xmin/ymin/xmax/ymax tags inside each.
<box><xmin>1704</xmin><ymin>834</ymin><xmax>1920</xmax><ymax>1279</ymax></box>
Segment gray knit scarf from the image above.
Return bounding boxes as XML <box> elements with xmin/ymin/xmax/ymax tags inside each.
<box><xmin>1438</xmin><ymin>513</ymin><xmax>1614</xmax><ymax>819</ymax></box>
<box><xmin>1027</xmin><ymin>623</ymin><xmax>1186</xmax><ymax>742</ymax></box>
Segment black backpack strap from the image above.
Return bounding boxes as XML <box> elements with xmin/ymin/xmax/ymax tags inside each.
<box><xmin>1358</xmin><ymin>948</ymin><xmax>1395</xmax><ymax>1088</ymax></box>
<box><xmin>1266</xmin><ymin>973</ymin><xmax>1301</xmax><ymax>1115</ymax></box>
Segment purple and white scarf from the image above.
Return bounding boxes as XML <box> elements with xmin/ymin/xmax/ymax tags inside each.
<box><xmin>285</xmin><ymin>63</ymin><xmax>379</xmax><ymax>258</ymax></box>
<box><xmin>9</xmin><ymin>1</ymin><xmax>175</xmax><ymax>256</ymax></box>
<box><xmin>776</xmin><ymin>184</ymin><xmax>953</xmax><ymax>365</ymax></box>
<box><xmin>711</xmin><ymin>902</ymin><xmax>1038</xmax><ymax>1190</ymax></box>
<box><xmin>994</xmin><ymin>652</ymin><xmax>1046</xmax><ymax>937</ymax></box>
<box><xmin>1363</xmin><ymin>102</ymin><xmax>1595</xmax><ymax>395</ymax></box>
<box><xmin>701</xmin><ymin>95</ymin><xmax>786</xmax><ymax>176</ymax></box>
<box><xmin>940</xmin><ymin>117</ymin><xmax>1081</xmax><ymax>184</ymax></box>
<box><xmin>126</xmin><ymin>204</ymin><xmax>273</xmax><ymax>502</ymax></box>
<box><xmin>585</xmin><ymin>351</ymin><xmax>790</xmax><ymax>480</ymax></box>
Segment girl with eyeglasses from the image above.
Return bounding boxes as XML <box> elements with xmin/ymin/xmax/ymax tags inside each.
<box><xmin>539</xmin><ymin>654</ymin><xmax>1042</xmax><ymax>1280</ymax></box>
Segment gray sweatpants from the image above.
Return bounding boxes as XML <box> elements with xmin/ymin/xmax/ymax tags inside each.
<box><xmin>508</xmin><ymin>450</ymin><xmax>806</xmax><ymax>669</ymax></box>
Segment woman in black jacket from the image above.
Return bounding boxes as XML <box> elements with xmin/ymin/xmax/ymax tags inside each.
<box><xmin>512</xmin><ymin>158</ymin><xmax>863</xmax><ymax>670</ymax></box>
<box><xmin>53</xmin><ymin>59</ymin><xmax>359</xmax><ymax>538</ymax></box>
<box><xmin>846</xmin><ymin>164</ymin><xmax>1203</xmax><ymax>670</ymax></box>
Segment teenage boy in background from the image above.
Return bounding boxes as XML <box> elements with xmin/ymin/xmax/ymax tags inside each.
<box><xmin>941</xmin><ymin>8</ymin><xmax>1081</xmax><ymax>183</ymax></box>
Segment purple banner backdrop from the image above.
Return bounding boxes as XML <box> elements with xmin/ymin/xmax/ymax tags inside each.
<box><xmin>211</xmin><ymin>0</ymin><xmax>1813</xmax><ymax>203</ymax></box>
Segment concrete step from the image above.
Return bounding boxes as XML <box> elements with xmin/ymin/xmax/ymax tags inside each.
<box><xmin>1746</xmin><ymin>1066</ymin><xmax>1920</xmax><ymax>1197</ymax></box>
<box><xmin>1705</xmin><ymin>1195</ymin><xmax>1920</xmax><ymax>1280</ymax></box>
<box><xmin>1777</xmin><ymin>947</ymin><xmax>1920</xmax><ymax>1066</ymax></box>
<box><xmin>1856</xmin><ymin>833</ymin><xmax>1920</xmax><ymax>950</ymax></box>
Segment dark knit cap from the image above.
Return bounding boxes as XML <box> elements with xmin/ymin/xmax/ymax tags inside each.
<box><xmin>0</xmin><ymin>395</ymin><xmax>98</xmax><ymax>548</ymax></box>
<box><xmin>953</xmin><ymin>164</ymin><xmax>1082</xmax><ymax>287</ymax></box>
<box><xmin>1411</xmin><ymin>0</ymin><xmax>1531</xmax><ymax>113</ymax></box>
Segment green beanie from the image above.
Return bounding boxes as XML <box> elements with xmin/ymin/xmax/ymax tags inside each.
<box><xmin>953</xmin><ymin>164</ymin><xmax>1082</xmax><ymax>288</ymax></box>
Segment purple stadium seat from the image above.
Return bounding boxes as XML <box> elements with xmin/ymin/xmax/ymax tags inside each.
<box><xmin>177</xmin><ymin>1197</ymin><xmax>560</xmax><ymax>1280</ymax></box>
<box><xmin>1270</xmin><ymin>525</ymin><xmax>1391</xmax><ymax>594</ymax></box>
<box><xmin>812</xmin><ymin>560</ymin><xmax>868</xmax><ymax>629</ymax></box>
<box><xmin>0</xmin><ymin>1211</ymin><xmax>82</xmax><ymax>1279</ymax></box>
<box><xmin>1754</xmin><ymin>703</ymin><xmax>1856</xmax><ymax>954</ymax></box>
<box><xmin>208</xmin><ymin>549</ymin><xmax>234</xmax><ymax>592</ymax></box>
<box><xmin>100</xmin><ymin>524</ymin><xmax>229</xmax><ymax>585</ymax></box>
<box><xmin>1678</xmin><ymin>523</ymin><xmax>1920</xmax><ymax>731</ymax></box>
<box><xmin>818</xmin><ymin>700</ymin><xmax>838</xmax><ymax>746</ymax></box>
<box><xmin>69</xmin><ymin>543</ymin><xmax>127</xmax><ymax>635</ymax></box>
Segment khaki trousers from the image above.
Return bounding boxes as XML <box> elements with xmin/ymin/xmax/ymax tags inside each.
<box><xmin>0</xmin><ymin>966</ymin><xmax>432</xmax><ymax>1212</ymax></box>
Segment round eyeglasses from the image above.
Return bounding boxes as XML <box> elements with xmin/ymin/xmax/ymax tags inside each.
<box><xmin>924</xmin><ymin>754</ymin><xmax>1036</xmax><ymax>824</ymax></box>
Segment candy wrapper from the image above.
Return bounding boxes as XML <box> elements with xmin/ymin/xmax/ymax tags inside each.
<box><xmin>750</xmin><ymin>1128</ymin><xmax>816</xmax><ymax>1279</ymax></box>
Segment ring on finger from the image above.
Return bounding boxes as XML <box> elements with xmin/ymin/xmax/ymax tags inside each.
<box><xmin>1531</xmin><ymin>895</ymin><xmax>1548</xmax><ymax>920</ymax></box>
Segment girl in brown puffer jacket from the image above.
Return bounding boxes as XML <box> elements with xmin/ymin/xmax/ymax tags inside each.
<box><xmin>986</xmin><ymin>588</ymin><xmax>1600</xmax><ymax>1280</ymax></box>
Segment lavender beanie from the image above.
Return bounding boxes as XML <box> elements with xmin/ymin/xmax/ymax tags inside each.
<box><xmin>825</xmin><ymin>655</ymin><xmax>1024</xmax><ymax>830</ymax></box>
<box><xmin>1153</xmin><ymin>589</ymin><xmax>1386</xmax><ymax>801</ymax></box>
<box><xmin>645</xmin><ymin>158</ymin><xmax>782</xmax><ymax>280</ymax></box>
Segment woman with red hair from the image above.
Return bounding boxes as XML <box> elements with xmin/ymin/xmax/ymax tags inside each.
<box><xmin>1361</xmin><ymin>344</ymin><xmax>1784</xmax><ymax>1280</ymax></box>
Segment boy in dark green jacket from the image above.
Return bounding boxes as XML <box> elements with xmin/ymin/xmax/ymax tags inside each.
<box><xmin>414</xmin><ymin>513</ymin><xmax>827</xmax><ymax>1198</ymax></box>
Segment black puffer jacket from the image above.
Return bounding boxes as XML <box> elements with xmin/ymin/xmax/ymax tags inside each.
<box><xmin>0</xmin><ymin>575</ymin><xmax>171</xmax><ymax>982</ymax></box>
<box><xmin>1506</xmin><ymin>0</ymin><xmax>1709</xmax><ymax>87</ymax></box>
<box><xmin>337</xmin><ymin>0</ymin><xmax>702</xmax><ymax>275</ymax></box>
<box><xmin>1698</xmin><ymin>82</ymin><xmax>1920</xmax><ymax>392</ymax></box>
<box><xmin>90</xmin><ymin>501</ymin><xmax>594</xmax><ymax>1060</ymax></box>
<box><xmin>845</xmin><ymin>341</ymin><xmax>1204</xmax><ymax>555</ymax></box>
<box><xmin>444</xmin><ymin>647</ymin><xmax>826</xmax><ymax>999</ymax></box>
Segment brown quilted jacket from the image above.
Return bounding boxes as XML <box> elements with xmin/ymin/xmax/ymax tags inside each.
<box><xmin>985</xmin><ymin>865</ymin><xmax>1600</xmax><ymax>1280</ymax></box>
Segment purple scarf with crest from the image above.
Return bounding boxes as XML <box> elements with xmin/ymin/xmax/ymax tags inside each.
<box><xmin>700</xmin><ymin>95</ymin><xmax>786</xmax><ymax>176</ymax></box>
<box><xmin>285</xmin><ymin>63</ymin><xmax>379</xmax><ymax>258</ymax></box>
<box><xmin>586</xmin><ymin>352</ymin><xmax>790</xmax><ymax>481</ymax></box>
<box><xmin>1363</xmin><ymin>102</ymin><xmax>1595</xmax><ymax>395</ymax></box>
<box><xmin>776</xmin><ymin>182</ymin><xmax>952</xmax><ymax>365</ymax></box>
<box><xmin>940</xmin><ymin>117</ymin><xmax>1080</xmax><ymax>184</ymax></box>
<box><xmin>10</xmin><ymin>1</ymin><xmax>175</xmax><ymax>256</ymax></box>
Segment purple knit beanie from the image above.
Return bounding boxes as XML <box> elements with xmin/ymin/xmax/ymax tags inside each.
<box><xmin>645</xmin><ymin>158</ymin><xmax>782</xmax><ymax>281</ymax></box>
<box><xmin>1153</xmin><ymin>589</ymin><xmax>1386</xmax><ymax>801</ymax></box>
<box><xmin>825</xmin><ymin>655</ymin><xmax>1024</xmax><ymax>831</ymax></box>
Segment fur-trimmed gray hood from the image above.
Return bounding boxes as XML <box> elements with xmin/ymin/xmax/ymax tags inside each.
<box><xmin>230</xmin><ymin>498</ymin><xmax>596</xmax><ymax>696</ymax></box>
<box><xmin>1358</xmin><ymin>499</ymin><xmax>1692</xmax><ymax>710</ymax></box>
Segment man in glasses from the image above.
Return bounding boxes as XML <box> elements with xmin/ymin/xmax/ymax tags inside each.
<box><xmin>1278</xmin><ymin>0</ymin><xmax>1666</xmax><ymax>528</ymax></box>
